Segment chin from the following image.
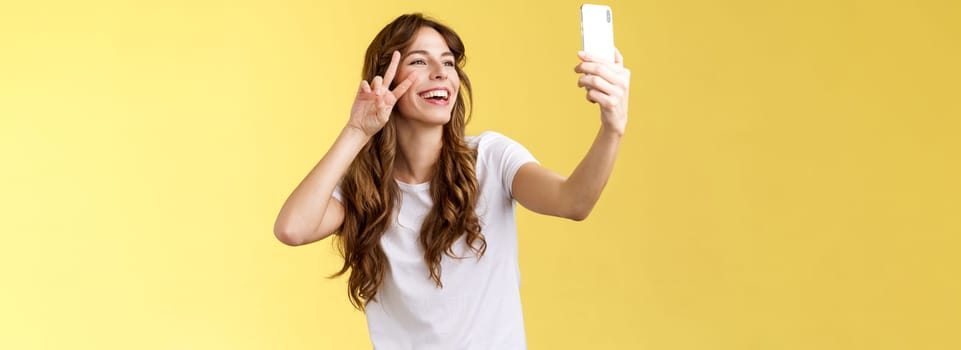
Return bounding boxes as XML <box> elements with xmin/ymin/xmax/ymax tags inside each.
<box><xmin>400</xmin><ymin>111</ymin><xmax>452</xmax><ymax>126</ymax></box>
<box><xmin>426</xmin><ymin>110</ymin><xmax>454</xmax><ymax>124</ymax></box>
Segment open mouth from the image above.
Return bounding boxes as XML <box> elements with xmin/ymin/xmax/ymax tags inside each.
<box><xmin>418</xmin><ymin>88</ymin><xmax>451</xmax><ymax>105</ymax></box>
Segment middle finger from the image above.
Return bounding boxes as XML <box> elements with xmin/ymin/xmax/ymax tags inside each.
<box><xmin>578</xmin><ymin>74</ymin><xmax>620</xmax><ymax>97</ymax></box>
<box><xmin>383</xmin><ymin>51</ymin><xmax>401</xmax><ymax>88</ymax></box>
<box><xmin>575</xmin><ymin>62</ymin><xmax>626</xmax><ymax>87</ymax></box>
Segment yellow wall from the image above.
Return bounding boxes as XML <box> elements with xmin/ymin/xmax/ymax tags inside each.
<box><xmin>2</xmin><ymin>0</ymin><xmax>959</xmax><ymax>349</ymax></box>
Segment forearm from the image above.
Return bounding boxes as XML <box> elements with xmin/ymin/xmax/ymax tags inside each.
<box><xmin>274</xmin><ymin>126</ymin><xmax>369</xmax><ymax>240</ymax></box>
<box><xmin>514</xmin><ymin>48</ymin><xmax>629</xmax><ymax>221</ymax></box>
<box><xmin>560</xmin><ymin>124</ymin><xmax>623</xmax><ymax>219</ymax></box>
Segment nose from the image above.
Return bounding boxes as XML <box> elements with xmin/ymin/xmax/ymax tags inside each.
<box><xmin>430</xmin><ymin>64</ymin><xmax>447</xmax><ymax>80</ymax></box>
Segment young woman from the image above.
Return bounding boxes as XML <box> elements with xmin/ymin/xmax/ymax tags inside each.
<box><xmin>274</xmin><ymin>13</ymin><xmax>630</xmax><ymax>349</ymax></box>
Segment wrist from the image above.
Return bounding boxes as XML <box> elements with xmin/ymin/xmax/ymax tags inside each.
<box><xmin>344</xmin><ymin>122</ymin><xmax>370</xmax><ymax>135</ymax></box>
<box><xmin>341</xmin><ymin>124</ymin><xmax>373</xmax><ymax>144</ymax></box>
<box><xmin>599</xmin><ymin>119</ymin><xmax>626</xmax><ymax>138</ymax></box>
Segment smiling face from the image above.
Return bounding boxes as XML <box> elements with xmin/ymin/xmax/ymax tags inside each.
<box><xmin>393</xmin><ymin>26</ymin><xmax>461</xmax><ymax>126</ymax></box>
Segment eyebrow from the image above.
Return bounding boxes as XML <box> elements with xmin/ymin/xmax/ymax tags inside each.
<box><xmin>405</xmin><ymin>50</ymin><xmax>454</xmax><ymax>58</ymax></box>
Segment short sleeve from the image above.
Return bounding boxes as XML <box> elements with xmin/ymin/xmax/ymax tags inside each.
<box><xmin>475</xmin><ymin>131</ymin><xmax>539</xmax><ymax>198</ymax></box>
<box><xmin>332</xmin><ymin>184</ymin><xmax>343</xmax><ymax>203</ymax></box>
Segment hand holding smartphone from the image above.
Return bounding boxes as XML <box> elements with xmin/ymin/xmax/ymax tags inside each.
<box><xmin>575</xmin><ymin>3</ymin><xmax>630</xmax><ymax>135</ymax></box>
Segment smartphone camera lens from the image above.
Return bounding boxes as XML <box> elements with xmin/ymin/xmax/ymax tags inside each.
<box><xmin>606</xmin><ymin>10</ymin><xmax>611</xmax><ymax>23</ymax></box>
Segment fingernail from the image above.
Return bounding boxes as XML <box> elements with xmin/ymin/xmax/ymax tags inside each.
<box><xmin>578</xmin><ymin>51</ymin><xmax>588</xmax><ymax>57</ymax></box>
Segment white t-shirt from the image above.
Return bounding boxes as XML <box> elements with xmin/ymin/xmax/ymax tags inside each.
<box><xmin>333</xmin><ymin>131</ymin><xmax>538</xmax><ymax>350</ymax></box>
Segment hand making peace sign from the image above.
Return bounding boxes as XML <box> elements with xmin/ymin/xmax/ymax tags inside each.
<box><xmin>347</xmin><ymin>50</ymin><xmax>416</xmax><ymax>137</ymax></box>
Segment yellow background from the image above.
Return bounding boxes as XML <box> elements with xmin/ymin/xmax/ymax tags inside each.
<box><xmin>2</xmin><ymin>0</ymin><xmax>959</xmax><ymax>349</ymax></box>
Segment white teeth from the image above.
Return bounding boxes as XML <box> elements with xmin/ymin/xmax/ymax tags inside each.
<box><xmin>419</xmin><ymin>90</ymin><xmax>448</xmax><ymax>99</ymax></box>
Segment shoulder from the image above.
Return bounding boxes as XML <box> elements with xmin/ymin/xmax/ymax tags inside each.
<box><xmin>466</xmin><ymin>131</ymin><xmax>537</xmax><ymax>177</ymax></box>
<box><xmin>467</xmin><ymin>131</ymin><xmax>539</xmax><ymax>192</ymax></box>
<box><xmin>467</xmin><ymin>130</ymin><xmax>522</xmax><ymax>155</ymax></box>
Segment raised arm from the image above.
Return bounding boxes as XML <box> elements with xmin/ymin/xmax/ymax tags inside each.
<box><xmin>273</xmin><ymin>51</ymin><xmax>414</xmax><ymax>245</ymax></box>
<box><xmin>273</xmin><ymin>127</ymin><xmax>366</xmax><ymax>246</ymax></box>
<box><xmin>512</xmin><ymin>49</ymin><xmax>630</xmax><ymax>221</ymax></box>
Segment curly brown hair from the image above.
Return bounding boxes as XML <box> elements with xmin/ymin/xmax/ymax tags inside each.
<box><xmin>332</xmin><ymin>13</ymin><xmax>485</xmax><ymax>310</ymax></box>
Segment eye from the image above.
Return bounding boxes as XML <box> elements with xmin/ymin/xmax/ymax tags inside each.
<box><xmin>443</xmin><ymin>61</ymin><xmax>455</xmax><ymax>67</ymax></box>
<box><xmin>410</xmin><ymin>59</ymin><xmax>426</xmax><ymax>65</ymax></box>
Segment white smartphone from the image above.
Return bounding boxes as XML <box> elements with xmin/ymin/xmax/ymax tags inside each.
<box><xmin>580</xmin><ymin>4</ymin><xmax>615</xmax><ymax>63</ymax></box>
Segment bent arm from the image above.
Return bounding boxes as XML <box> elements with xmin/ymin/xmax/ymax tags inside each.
<box><xmin>512</xmin><ymin>126</ymin><xmax>622</xmax><ymax>221</ymax></box>
<box><xmin>276</xmin><ymin>52</ymin><xmax>412</xmax><ymax>246</ymax></box>
<box><xmin>273</xmin><ymin>126</ymin><xmax>369</xmax><ymax>246</ymax></box>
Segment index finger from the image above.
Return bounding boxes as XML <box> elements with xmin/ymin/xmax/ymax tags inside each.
<box><xmin>383</xmin><ymin>50</ymin><xmax>401</xmax><ymax>87</ymax></box>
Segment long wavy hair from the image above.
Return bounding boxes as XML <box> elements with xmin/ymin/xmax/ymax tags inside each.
<box><xmin>332</xmin><ymin>13</ymin><xmax>484</xmax><ymax>310</ymax></box>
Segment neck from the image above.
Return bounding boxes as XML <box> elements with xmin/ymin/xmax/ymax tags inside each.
<box><xmin>394</xmin><ymin>119</ymin><xmax>444</xmax><ymax>184</ymax></box>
